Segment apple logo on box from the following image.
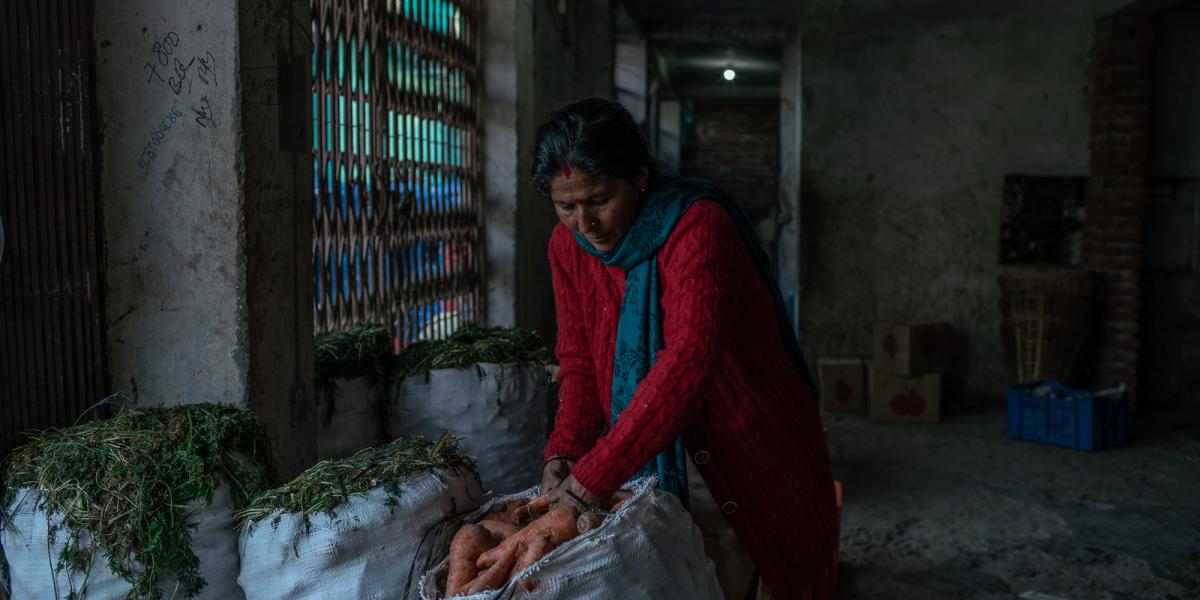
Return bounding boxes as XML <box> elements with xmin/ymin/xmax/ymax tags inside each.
<box><xmin>890</xmin><ymin>389</ymin><xmax>926</xmax><ymax>416</ymax></box>
<box><xmin>883</xmin><ymin>333</ymin><xmax>898</xmax><ymax>358</ymax></box>
<box><xmin>835</xmin><ymin>380</ymin><xmax>853</xmax><ymax>404</ymax></box>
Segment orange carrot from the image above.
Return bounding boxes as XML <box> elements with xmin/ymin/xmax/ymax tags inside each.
<box><xmin>464</xmin><ymin>540</ymin><xmax>523</xmax><ymax>595</ymax></box>
<box><xmin>481</xmin><ymin>510</ymin><xmax>522</xmax><ymax>525</ymax></box>
<box><xmin>514</xmin><ymin>495</ymin><xmax>551</xmax><ymax>522</ymax></box>
<box><xmin>509</xmin><ymin>532</ymin><xmax>553</xmax><ymax>578</ymax></box>
<box><xmin>476</xmin><ymin>506</ymin><xmax>580</xmax><ymax>570</ymax></box>
<box><xmin>446</xmin><ymin>525</ymin><xmax>497</xmax><ymax>597</ymax></box>
<box><xmin>576</xmin><ymin>511</ymin><xmax>603</xmax><ymax>533</ymax></box>
<box><xmin>478</xmin><ymin>519</ymin><xmax>519</xmax><ymax>541</ymax></box>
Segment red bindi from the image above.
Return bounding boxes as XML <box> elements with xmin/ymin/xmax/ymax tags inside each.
<box><xmin>562</xmin><ymin>165</ymin><xmax>572</xmax><ymax>178</ymax></box>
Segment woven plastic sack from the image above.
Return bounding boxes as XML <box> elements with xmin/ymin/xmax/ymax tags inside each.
<box><xmin>317</xmin><ymin>377</ymin><xmax>385</xmax><ymax>460</ymax></box>
<box><xmin>237</xmin><ymin>467</ymin><xmax>484</xmax><ymax>600</ymax></box>
<box><xmin>419</xmin><ymin>477</ymin><xmax>722</xmax><ymax>600</ymax></box>
<box><xmin>2</xmin><ymin>485</ymin><xmax>244</xmax><ymax>600</ymax></box>
<box><xmin>389</xmin><ymin>363</ymin><xmax>549</xmax><ymax>493</ymax></box>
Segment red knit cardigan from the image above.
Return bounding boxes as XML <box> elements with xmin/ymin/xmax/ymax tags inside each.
<box><xmin>544</xmin><ymin>200</ymin><xmax>837</xmax><ymax>598</ymax></box>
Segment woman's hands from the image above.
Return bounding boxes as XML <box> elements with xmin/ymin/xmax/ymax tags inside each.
<box><xmin>541</xmin><ymin>459</ymin><xmax>605</xmax><ymax>510</ymax></box>
<box><xmin>540</xmin><ymin>457</ymin><xmax>575</xmax><ymax>498</ymax></box>
<box><xmin>551</xmin><ymin>474</ymin><xmax>603</xmax><ymax>511</ymax></box>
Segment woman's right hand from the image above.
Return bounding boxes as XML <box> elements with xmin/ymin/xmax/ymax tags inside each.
<box><xmin>540</xmin><ymin>457</ymin><xmax>575</xmax><ymax>498</ymax></box>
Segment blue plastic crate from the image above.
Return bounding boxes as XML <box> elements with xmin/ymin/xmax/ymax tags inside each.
<box><xmin>1006</xmin><ymin>380</ymin><xmax>1131</xmax><ymax>451</ymax></box>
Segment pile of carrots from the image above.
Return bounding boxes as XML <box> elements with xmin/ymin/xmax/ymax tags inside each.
<box><xmin>445</xmin><ymin>491</ymin><xmax>633</xmax><ymax>597</ymax></box>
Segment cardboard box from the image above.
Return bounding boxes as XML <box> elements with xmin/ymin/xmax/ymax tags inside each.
<box><xmin>872</xmin><ymin>322</ymin><xmax>951</xmax><ymax>376</ymax></box>
<box><xmin>818</xmin><ymin>357</ymin><xmax>867</xmax><ymax>414</ymax></box>
<box><xmin>870</xmin><ymin>368</ymin><xmax>941</xmax><ymax>423</ymax></box>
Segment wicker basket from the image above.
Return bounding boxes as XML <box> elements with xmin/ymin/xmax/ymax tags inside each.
<box><xmin>999</xmin><ymin>268</ymin><xmax>1097</xmax><ymax>384</ymax></box>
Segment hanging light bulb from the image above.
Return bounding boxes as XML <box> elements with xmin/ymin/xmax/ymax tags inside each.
<box><xmin>723</xmin><ymin>66</ymin><xmax>736</xmax><ymax>81</ymax></box>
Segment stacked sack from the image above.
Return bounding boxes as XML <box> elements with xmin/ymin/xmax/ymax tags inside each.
<box><xmin>237</xmin><ymin>433</ymin><xmax>484</xmax><ymax>600</ymax></box>
<box><xmin>314</xmin><ymin>323</ymin><xmax>552</xmax><ymax>493</ymax></box>
<box><xmin>388</xmin><ymin>324</ymin><xmax>552</xmax><ymax>494</ymax></box>
<box><xmin>1</xmin><ymin>404</ymin><xmax>273</xmax><ymax>599</ymax></box>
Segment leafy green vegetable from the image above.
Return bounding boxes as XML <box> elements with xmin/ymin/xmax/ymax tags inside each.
<box><xmin>237</xmin><ymin>432</ymin><xmax>476</xmax><ymax>524</ymax></box>
<box><xmin>1</xmin><ymin>403</ymin><xmax>273</xmax><ymax>599</ymax></box>
<box><xmin>313</xmin><ymin>323</ymin><xmax>549</xmax><ymax>408</ymax></box>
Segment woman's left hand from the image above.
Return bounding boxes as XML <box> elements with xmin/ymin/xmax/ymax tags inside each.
<box><xmin>550</xmin><ymin>474</ymin><xmax>604</xmax><ymax>511</ymax></box>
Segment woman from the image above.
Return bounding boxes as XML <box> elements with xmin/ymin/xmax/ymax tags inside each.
<box><xmin>535</xmin><ymin>98</ymin><xmax>836</xmax><ymax>600</ymax></box>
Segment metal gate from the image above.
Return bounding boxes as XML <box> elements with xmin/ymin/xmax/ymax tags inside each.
<box><xmin>0</xmin><ymin>0</ymin><xmax>108</xmax><ymax>459</ymax></box>
<box><xmin>312</xmin><ymin>0</ymin><xmax>482</xmax><ymax>344</ymax></box>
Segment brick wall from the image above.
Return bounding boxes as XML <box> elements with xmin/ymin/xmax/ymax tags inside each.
<box><xmin>1084</xmin><ymin>15</ymin><xmax>1153</xmax><ymax>405</ymax></box>
<box><xmin>681</xmin><ymin>99</ymin><xmax>780</xmax><ymax>240</ymax></box>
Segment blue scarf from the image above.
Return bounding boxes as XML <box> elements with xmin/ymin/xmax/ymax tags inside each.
<box><xmin>572</xmin><ymin>177</ymin><xmax>817</xmax><ymax>508</ymax></box>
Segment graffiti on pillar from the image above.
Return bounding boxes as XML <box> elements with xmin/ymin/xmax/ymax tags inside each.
<box><xmin>135</xmin><ymin>28</ymin><xmax>221</xmax><ymax>173</ymax></box>
<box><xmin>137</xmin><ymin>109</ymin><xmax>184</xmax><ymax>171</ymax></box>
<box><xmin>141</xmin><ymin>31</ymin><xmax>180</xmax><ymax>85</ymax></box>
<box><xmin>143</xmin><ymin>30</ymin><xmax>218</xmax><ymax>96</ymax></box>
<box><xmin>192</xmin><ymin>95</ymin><xmax>216</xmax><ymax>128</ymax></box>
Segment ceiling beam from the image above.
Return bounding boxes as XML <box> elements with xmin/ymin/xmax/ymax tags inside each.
<box><xmin>667</xmin><ymin>84</ymin><xmax>780</xmax><ymax>99</ymax></box>
<box><xmin>647</xmin><ymin>20</ymin><xmax>793</xmax><ymax>46</ymax></box>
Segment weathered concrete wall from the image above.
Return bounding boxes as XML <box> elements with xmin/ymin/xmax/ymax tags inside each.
<box><xmin>682</xmin><ymin>98</ymin><xmax>781</xmax><ymax>252</ymax></box>
<box><xmin>483</xmin><ymin>0</ymin><xmax>614</xmax><ymax>346</ymax></box>
<box><xmin>1148</xmin><ymin>0</ymin><xmax>1200</xmax><ymax>179</ymax></box>
<box><xmin>518</xmin><ymin>0</ymin><xmax>615</xmax><ymax>347</ymax></box>
<box><xmin>1142</xmin><ymin>0</ymin><xmax>1200</xmax><ymax>411</ymax></box>
<box><xmin>657</xmin><ymin>99</ymin><xmax>682</xmax><ymax>175</ymax></box>
<box><xmin>615</xmin><ymin>35</ymin><xmax>649</xmax><ymax>125</ymax></box>
<box><xmin>482</xmin><ymin>0</ymin><xmax>525</xmax><ymax>329</ymax></box>
<box><xmin>97</xmin><ymin>0</ymin><xmax>315</xmax><ymax>475</ymax></box>
<box><xmin>96</xmin><ymin>0</ymin><xmax>247</xmax><ymax>404</ymax></box>
<box><xmin>799</xmin><ymin>0</ymin><xmax>1128</xmax><ymax>401</ymax></box>
<box><xmin>779</xmin><ymin>35</ymin><xmax>803</xmax><ymax>335</ymax></box>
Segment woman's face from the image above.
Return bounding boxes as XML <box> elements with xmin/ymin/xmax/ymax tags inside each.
<box><xmin>548</xmin><ymin>165</ymin><xmax>647</xmax><ymax>253</ymax></box>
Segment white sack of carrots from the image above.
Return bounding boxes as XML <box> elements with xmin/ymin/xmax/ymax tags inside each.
<box><xmin>390</xmin><ymin>362</ymin><xmax>550</xmax><ymax>493</ymax></box>
<box><xmin>420</xmin><ymin>477</ymin><xmax>722</xmax><ymax>600</ymax></box>
<box><xmin>237</xmin><ymin>437</ymin><xmax>484</xmax><ymax>600</ymax></box>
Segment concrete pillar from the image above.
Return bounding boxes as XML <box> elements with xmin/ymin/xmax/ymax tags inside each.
<box><xmin>481</xmin><ymin>0</ymin><xmax>614</xmax><ymax>347</ymax></box>
<box><xmin>95</xmin><ymin>0</ymin><xmax>315</xmax><ymax>477</ymax></box>
<box><xmin>657</xmin><ymin>100</ymin><xmax>682</xmax><ymax>175</ymax></box>
<box><xmin>481</xmin><ymin>0</ymin><xmax>532</xmax><ymax>329</ymax></box>
<box><xmin>615</xmin><ymin>35</ymin><xmax>649</xmax><ymax>126</ymax></box>
<box><xmin>778</xmin><ymin>31</ymin><xmax>802</xmax><ymax>336</ymax></box>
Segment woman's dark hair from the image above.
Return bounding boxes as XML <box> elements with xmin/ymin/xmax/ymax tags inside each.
<box><xmin>531</xmin><ymin>98</ymin><xmax>659</xmax><ymax>197</ymax></box>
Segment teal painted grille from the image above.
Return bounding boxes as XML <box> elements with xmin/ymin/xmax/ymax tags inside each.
<box><xmin>312</xmin><ymin>0</ymin><xmax>480</xmax><ymax>344</ymax></box>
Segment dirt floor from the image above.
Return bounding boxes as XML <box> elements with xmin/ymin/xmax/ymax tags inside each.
<box><xmin>824</xmin><ymin>407</ymin><xmax>1200</xmax><ymax>600</ymax></box>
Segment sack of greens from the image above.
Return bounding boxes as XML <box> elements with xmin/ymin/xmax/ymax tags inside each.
<box><xmin>1</xmin><ymin>404</ymin><xmax>273</xmax><ymax>600</ymax></box>
<box><xmin>314</xmin><ymin>324</ymin><xmax>393</xmax><ymax>459</ymax></box>
<box><xmin>236</xmin><ymin>433</ymin><xmax>484</xmax><ymax>600</ymax></box>
<box><xmin>388</xmin><ymin>325</ymin><xmax>551</xmax><ymax>494</ymax></box>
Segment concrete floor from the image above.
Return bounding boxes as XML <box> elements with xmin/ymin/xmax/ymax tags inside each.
<box><xmin>825</xmin><ymin>408</ymin><xmax>1200</xmax><ymax>600</ymax></box>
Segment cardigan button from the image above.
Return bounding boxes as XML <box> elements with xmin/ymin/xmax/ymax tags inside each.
<box><xmin>694</xmin><ymin>450</ymin><xmax>711</xmax><ymax>465</ymax></box>
<box><xmin>721</xmin><ymin>501</ymin><xmax>738</xmax><ymax>515</ymax></box>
